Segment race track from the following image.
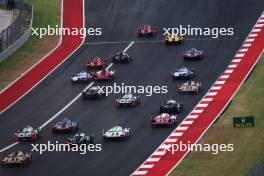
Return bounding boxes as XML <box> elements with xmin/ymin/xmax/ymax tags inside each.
<box><xmin>0</xmin><ymin>0</ymin><xmax>263</xmax><ymax>176</ymax></box>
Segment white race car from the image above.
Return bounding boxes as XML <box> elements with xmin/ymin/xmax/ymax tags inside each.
<box><xmin>103</xmin><ymin>126</ymin><xmax>130</xmax><ymax>141</ymax></box>
<box><xmin>172</xmin><ymin>66</ymin><xmax>194</xmax><ymax>79</ymax></box>
<box><xmin>178</xmin><ymin>81</ymin><xmax>201</xmax><ymax>93</ymax></box>
<box><xmin>71</xmin><ymin>71</ymin><xmax>93</xmax><ymax>83</ymax></box>
<box><xmin>115</xmin><ymin>94</ymin><xmax>140</xmax><ymax>108</ymax></box>
<box><xmin>14</xmin><ymin>126</ymin><xmax>41</xmax><ymax>141</ymax></box>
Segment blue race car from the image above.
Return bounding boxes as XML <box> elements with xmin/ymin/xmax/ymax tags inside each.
<box><xmin>51</xmin><ymin>118</ymin><xmax>79</xmax><ymax>133</ymax></box>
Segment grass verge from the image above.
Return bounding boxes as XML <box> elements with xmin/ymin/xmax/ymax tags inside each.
<box><xmin>170</xmin><ymin>54</ymin><xmax>264</xmax><ymax>176</ymax></box>
<box><xmin>0</xmin><ymin>0</ymin><xmax>60</xmax><ymax>91</ymax></box>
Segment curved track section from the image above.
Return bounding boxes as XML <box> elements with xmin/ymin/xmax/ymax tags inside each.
<box><xmin>0</xmin><ymin>0</ymin><xmax>263</xmax><ymax>176</ymax></box>
<box><xmin>132</xmin><ymin>12</ymin><xmax>264</xmax><ymax>176</ymax></box>
<box><xmin>0</xmin><ymin>0</ymin><xmax>85</xmax><ymax>113</ymax></box>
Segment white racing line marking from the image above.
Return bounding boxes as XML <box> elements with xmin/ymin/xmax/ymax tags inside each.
<box><xmin>83</xmin><ymin>40</ymin><xmax>161</xmax><ymax>45</ymax></box>
<box><xmin>0</xmin><ymin>142</ymin><xmax>19</xmax><ymax>153</ymax></box>
<box><xmin>83</xmin><ymin>38</ymin><xmax>239</xmax><ymax>45</ymax></box>
<box><xmin>0</xmin><ymin>41</ymin><xmax>134</xmax><ymax>153</ymax></box>
<box><xmin>38</xmin><ymin>82</ymin><xmax>94</xmax><ymax>129</ymax></box>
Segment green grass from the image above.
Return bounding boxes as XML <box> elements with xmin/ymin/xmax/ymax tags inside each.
<box><xmin>170</xmin><ymin>55</ymin><xmax>264</xmax><ymax>176</ymax></box>
<box><xmin>0</xmin><ymin>0</ymin><xmax>60</xmax><ymax>90</ymax></box>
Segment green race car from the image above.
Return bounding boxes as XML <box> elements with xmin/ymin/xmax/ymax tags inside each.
<box><xmin>65</xmin><ymin>133</ymin><xmax>94</xmax><ymax>144</ymax></box>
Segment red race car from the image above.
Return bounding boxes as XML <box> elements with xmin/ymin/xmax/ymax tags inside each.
<box><xmin>86</xmin><ymin>57</ymin><xmax>106</xmax><ymax>69</ymax></box>
<box><xmin>137</xmin><ymin>25</ymin><xmax>156</xmax><ymax>37</ymax></box>
<box><xmin>151</xmin><ymin>113</ymin><xmax>177</xmax><ymax>127</ymax></box>
<box><xmin>92</xmin><ymin>69</ymin><xmax>115</xmax><ymax>81</ymax></box>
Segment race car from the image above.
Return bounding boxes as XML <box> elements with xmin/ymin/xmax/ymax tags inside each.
<box><xmin>184</xmin><ymin>48</ymin><xmax>203</xmax><ymax>60</ymax></box>
<box><xmin>14</xmin><ymin>125</ymin><xmax>41</xmax><ymax>141</ymax></box>
<box><xmin>92</xmin><ymin>69</ymin><xmax>115</xmax><ymax>81</ymax></box>
<box><xmin>51</xmin><ymin>118</ymin><xmax>79</xmax><ymax>133</ymax></box>
<box><xmin>160</xmin><ymin>100</ymin><xmax>184</xmax><ymax>114</ymax></box>
<box><xmin>151</xmin><ymin>113</ymin><xmax>177</xmax><ymax>127</ymax></box>
<box><xmin>137</xmin><ymin>25</ymin><xmax>156</xmax><ymax>37</ymax></box>
<box><xmin>165</xmin><ymin>34</ymin><xmax>183</xmax><ymax>45</ymax></box>
<box><xmin>112</xmin><ymin>51</ymin><xmax>132</xmax><ymax>63</ymax></box>
<box><xmin>70</xmin><ymin>71</ymin><xmax>93</xmax><ymax>84</ymax></box>
<box><xmin>172</xmin><ymin>66</ymin><xmax>195</xmax><ymax>79</ymax></box>
<box><xmin>103</xmin><ymin>126</ymin><xmax>130</xmax><ymax>141</ymax></box>
<box><xmin>65</xmin><ymin>133</ymin><xmax>95</xmax><ymax>145</ymax></box>
<box><xmin>82</xmin><ymin>86</ymin><xmax>105</xmax><ymax>100</ymax></box>
<box><xmin>178</xmin><ymin>81</ymin><xmax>202</xmax><ymax>94</ymax></box>
<box><xmin>86</xmin><ymin>57</ymin><xmax>106</xmax><ymax>70</ymax></box>
<box><xmin>1</xmin><ymin>151</ymin><xmax>32</xmax><ymax>167</ymax></box>
<box><xmin>115</xmin><ymin>94</ymin><xmax>140</xmax><ymax>108</ymax></box>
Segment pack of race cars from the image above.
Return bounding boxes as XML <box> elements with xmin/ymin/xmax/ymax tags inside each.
<box><xmin>1</xmin><ymin>25</ymin><xmax>204</xmax><ymax>167</ymax></box>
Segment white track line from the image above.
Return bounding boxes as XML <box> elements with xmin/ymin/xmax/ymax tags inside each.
<box><xmin>0</xmin><ymin>41</ymin><xmax>135</xmax><ymax>152</ymax></box>
<box><xmin>39</xmin><ymin>82</ymin><xmax>94</xmax><ymax>129</ymax></box>
<box><xmin>84</xmin><ymin>40</ymin><xmax>159</xmax><ymax>45</ymax></box>
<box><xmin>0</xmin><ymin>142</ymin><xmax>19</xmax><ymax>153</ymax></box>
<box><xmin>124</xmin><ymin>41</ymin><xmax>135</xmax><ymax>52</ymax></box>
<box><xmin>83</xmin><ymin>37</ymin><xmax>240</xmax><ymax>46</ymax></box>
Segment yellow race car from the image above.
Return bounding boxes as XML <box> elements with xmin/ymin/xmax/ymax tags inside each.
<box><xmin>165</xmin><ymin>34</ymin><xmax>183</xmax><ymax>45</ymax></box>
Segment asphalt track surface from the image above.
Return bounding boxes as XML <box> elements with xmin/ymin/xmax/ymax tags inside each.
<box><xmin>0</xmin><ymin>0</ymin><xmax>264</xmax><ymax>176</ymax></box>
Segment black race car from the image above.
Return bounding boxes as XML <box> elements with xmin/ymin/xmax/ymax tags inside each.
<box><xmin>82</xmin><ymin>86</ymin><xmax>105</xmax><ymax>100</ymax></box>
<box><xmin>112</xmin><ymin>52</ymin><xmax>132</xmax><ymax>63</ymax></box>
<box><xmin>160</xmin><ymin>100</ymin><xmax>184</xmax><ymax>114</ymax></box>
